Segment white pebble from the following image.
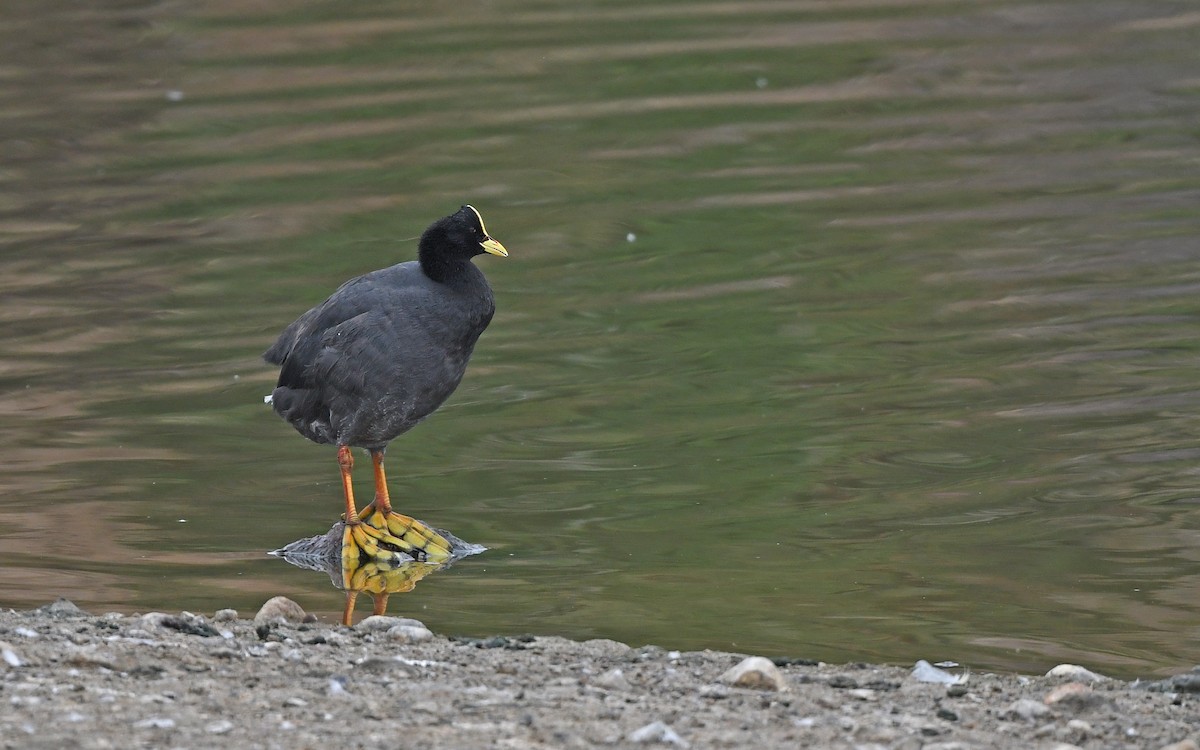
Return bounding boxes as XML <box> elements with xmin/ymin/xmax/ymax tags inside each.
<box><xmin>912</xmin><ymin>659</ymin><xmax>967</xmax><ymax>685</ymax></box>
<box><xmin>1046</xmin><ymin>664</ymin><xmax>1108</xmax><ymax>682</ymax></box>
<box><xmin>133</xmin><ymin>717</ymin><xmax>176</xmax><ymax>730</ymax></box>
<box><xmin>387</xmin><ymin>624</ymin><xmax>433</xmax><ymax>643</ymax></box>
<box><xmin>628</xmin><ymin>721</ymin><xmax>689</xmax><ymax>748</ymax></box>
<box><xmin>1</xmin><ymin>642</ymin><xmax>22</xmax><ymax>667</ymax></box>
<box><xmin>718</xmin><ymin>656</ymin><xmax>787</xmax><ymax>691</ymax></box>
<box><xmin>206</xmin><ymin>720</ymin><xmax>234</xmax><ymax>734</ymax></box>
<box><xmin>593</xmin><ymin>667</ymin><xmax>631</xmax><ymax>691</ymax></box>
<box><xmin>356</xmin><ymin>615</ymin><xmax>426</xmax><ymax>633</ymax></box>
<box><xmin>253</xmin><ymin>596</ymin><xmax>308</xmax><ymax>626</ymax></box>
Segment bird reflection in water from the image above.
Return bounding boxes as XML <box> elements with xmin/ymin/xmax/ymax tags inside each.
<box><xmin>270</xmin><ymin>507</ymin><xmax>484</xmax><ymax>625</ymax></box>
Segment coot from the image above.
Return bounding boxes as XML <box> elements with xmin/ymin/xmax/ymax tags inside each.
<box><xmin>264</xmin><ymin>205</ymin><xmax>507</xmax><ymax>558</ymax></box>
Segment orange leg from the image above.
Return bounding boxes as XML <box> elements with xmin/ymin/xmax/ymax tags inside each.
<box><xmin>370</xmin><ymin>449</ymin><xmax>394</xmax><ymax>516</ymax></box>
<box><xmin>371</xmin><ymin>592</ymin><xmax>390</xmax><ymax>617</ymax></box>
<box><xmin>338</xmin><ymin>445</ymin><xmax>361</xmax><ymax>525</ymax></box>
<box><xmin>342</xmin><ymin>590</ymin><xmax>358</xmax><ymax>626</ymax></box>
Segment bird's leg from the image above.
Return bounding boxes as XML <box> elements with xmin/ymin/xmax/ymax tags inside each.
<box><xmin>370</xmin><ymin>592</ymin><xmax>390</xmax><ymax>617</ymax></box>
<box><xmin>338</xmin><ymin>445</ymin><xmax>362</xmax><ymax>525</ymax></box>
<box><xmin>369</xmin><ymin>448</ymin><xmax>393</xmax><ymax>516</ymax></box>
<box><xmin>351</xmin><ymin>449</ymin><xmax>455</xmax><ymax>564</ymax></box>
<box><xmin>342</xmin><ymin>590</ymin><xmax>358</xmax><ymax>627</ymax></box>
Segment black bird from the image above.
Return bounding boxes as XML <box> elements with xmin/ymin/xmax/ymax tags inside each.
<box><xmin>263</xmin><ymin>205</ymin><xmax>507</xmax><ymax>558</ymax></box>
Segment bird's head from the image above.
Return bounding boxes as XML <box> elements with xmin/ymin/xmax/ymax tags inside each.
<box><xmin>419</xmin><ymin>205</ymin><xmax>508</xmax><ymax>281</ymax></box>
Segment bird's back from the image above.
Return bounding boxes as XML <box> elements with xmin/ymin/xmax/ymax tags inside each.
<box><xmin>264</xmin><ymin>260</ymin><xmax>495</xmax><ymax>448</ymax></box>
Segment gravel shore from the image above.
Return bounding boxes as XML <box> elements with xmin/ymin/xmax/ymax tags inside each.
<box><xmin>2</xmin><ymin>598</ymin><xmax>1197</xmax><ymax>749</ymax></box>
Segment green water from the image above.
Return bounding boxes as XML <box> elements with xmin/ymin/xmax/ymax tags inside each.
<box><xmin>2</xmin><ymin>0</ymin><xmax>1200</xmax><ymax>678</ymax></box>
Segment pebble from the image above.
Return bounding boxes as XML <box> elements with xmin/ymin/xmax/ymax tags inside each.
<box><xmin>132</xmin><ymin>717</ymin><xmax>176</xmax><ymax>730</ymax></box>
<box><xmin>1044</xmin><ymin>682</ymin><xmax>1109</xmax><ymax>712</ymax></box>
<box><xmin>912</xmin><ymin>660</ymin><xmax>966</xmax><ymax>685</ymax></box>
<box><xmin>213</xmin><ymin>609</ymin><xmax>238</xmax><ymax>623</ymax></box>
<box><xmin>580</xmin><ymin>638</ymin><xmax>633</xmax><ymax>659</ymax></box>
<box><xmin>718</xmin><ymin>656</ymin><xmax>787</xmax><ymax>692</ymax></box>
<box><xmin>698</xmin><ymin>683</ymin><xmax>730</xmax><ymax>699</ymax></box>
<box><xmin>1</xmin><ymin>640</ymin><xmax>23</xmax><ymax>667</ymax></box>
<box><xmin>1057</xmin><ymin>718</ymin><xmax>1093</xmax><ymax>743</ymax></box>
<box><xmin>593</xmin><ymin>667</ymin><xmax>632</xmax><ymax>691</ymax></box>
<box><xmin>1157</xmin><ymin>740</ymin><xmax>1199</xmax><ymax>750</ymax></box>
<box><xmin>628</xmin><ymin>720</ymin><xmax>689</xmax><ymax>748</ymax></box>
<box><xmin>39</xmin><ymin>598</ymin><xmax>86</xmax><ymax>618</ymax></box>
<box><xmin>158</xmin><ymin>613</ymin><xmax>222</xmax><ymax>638</ymax></box>
<box><xmin>253</xmin><ymin>597</ymin><xmax>308</xmax><ymax>626</ymax></box>
<box><xmin>1150</xmin><ymin>671</ymin><xmax>1200</xmax><ymax>694</ymax></box>
<box><xmin>386</xmin><ymin>624</ymin><xmax>434</xmax><ymax>643</ymax></box>
<box><xmin>1047</xmin><ymin>664</ymin><xmax>1108</xmax><ymax>682</ymax></box>
<box><xmin>140</xmin><ymin>612</ymin><xmax>171</xmax><ymax>628</ymax></box>
<box><xmin>355</xmin><ymin>615</ymin><xmax>427</xmax><ymax>633</ymax></box>
<box><xmin>1002</xmin><ymin>698</ymin><xmax>1051</xmax><ymax>721</ymax></box>
<box><xmin>205</xmin><ymin>719</ymin><xmax>234</xmax><ymax>734</ymax></box>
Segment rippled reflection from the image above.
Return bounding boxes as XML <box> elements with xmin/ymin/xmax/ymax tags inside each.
<box><xmin>271</xmin><ymin>515</ymin><xmax>484</xmax><ymax>625</ymax></box>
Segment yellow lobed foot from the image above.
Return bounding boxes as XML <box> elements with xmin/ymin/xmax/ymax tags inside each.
<box><xmin>347</xmin><ymin>558</ymin><xmax>440</xmax><ymax>595</ymax></box>
<box><xmin>356</xmin><ymin>508</ymin><xmax>453</xmax><ymax>563</ymax></box>
<box><xmin>340</xmin><ymin>536</ymin><xmax>443</xmax><ymax>625</ymax></box>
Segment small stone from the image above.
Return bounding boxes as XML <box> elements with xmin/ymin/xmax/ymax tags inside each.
<box><xmin>1046</xmin><ymin>664</ymin><xmax>1108</xmax><ymax>682</ymax></box>
<box><xmin>205</xmin><ymin>719</ymin><xmax>234</xmax><ymax>734</ymax></box>
<box><xmin>140</xmin><ymin>612</ymin><xmax>171</xmax><ymax>628</ymax></box>
<box><xmin>698</xmin><ymin>683</ymin><xmax>730</xmax><ymax>699</ymax></box>
<box><xmin>356</xmin><ymin>615</ymin><xmax>427</xmax><ymax>633</ymax></box>
<box><xmin>40</xmin><ymin>598</ymin><xmax>87</xmax><ymax>617</ymax></box>
<box><xmin>847</xmin><ymin>688</ymin><xmax>877</xmax><ymax>701</ymax></box>
<box><xmin>159</xmin><ymin>613</ymin><xmax>221</xmax><ymax>638</ymax></box>
<box><xmin>1044</xmin><ymin>682</ymin><xmax>1109</xmax><ymax>712</ymax></box>
<box><xmin>386</xmin><ymin>625</ymin><xmax>433</xmax><ymax>643</ymax></box>
<box><xmin>593</xmin><ymin>667</ymin><xmax>632</xmax><ymax>691</ymax></box>
<box><xmin>718</xmin><ymin>656</ymin><xmax>787</xmax><ymax>692</ymax></box>
<box><xmin>213</xmin><ymin>609</ymin><xmax>238</xmax><ymax>623</ymax></box>
<box><xmin>946</xmin><ymin>684</ymin><xmax>969</xmax><ymax>698</ymax></box>
<box><xmin>912</xmin><ymin>659</ymin><xmax>966</xmax><ymax>685</ymax></box>
<box><xmin>580</xmin><ymin>639</ymin><xmax>633</xmax><ymax>658</ymax></box>
<box><xmin>1063</xmin><ymin>719</ymin><xmax>1092</xmax><ymax>737</ymax></box>
<box><xmin>284</xmin><ymin>697</ymin><xmax>308</xmax><ymax>708</ymax></box>
<box><xmin>1153</xmin><ymin>673</ymin><xmax>1200</xmax><ymax>693</ymax></box>
<box><xmin>132</xmin><ymin>717</ymin><xmax>176</xmax><ymax>730</ymax></box>
<box><xmin>1157</xmin><ymin>740</ymin><xmax>1199</xmax><ymax>750</ymax></box>
<box><xmin>628</xmin><ymin>720</ymin><xmax>689</xmax><ymax>748</ymax></box>
<box><xmin>1002</xmin><ymin>698</ymin><xmax>1051</xmax><ymax>722</ymax></box>
<box><xmin>1</xmin><ymin>641</ymin><xmax>23</xmax><ymax>668</ymax></box>
<box><xmin>253</xmin><ymin>597</ymin><xmax>308</xmax><ymax>626</ymax></box>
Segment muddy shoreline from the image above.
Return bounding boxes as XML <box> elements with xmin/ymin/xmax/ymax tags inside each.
<box><xmin>2</xmin><ymin>599</ymin><xmax>1197</xmax><ymax>749</ymax></box>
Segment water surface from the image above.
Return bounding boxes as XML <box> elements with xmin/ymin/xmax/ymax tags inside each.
<box><xmin>2</xmin><ymin>0</ymin><xmax>1199</xmax><ymax>678</ymax></box>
